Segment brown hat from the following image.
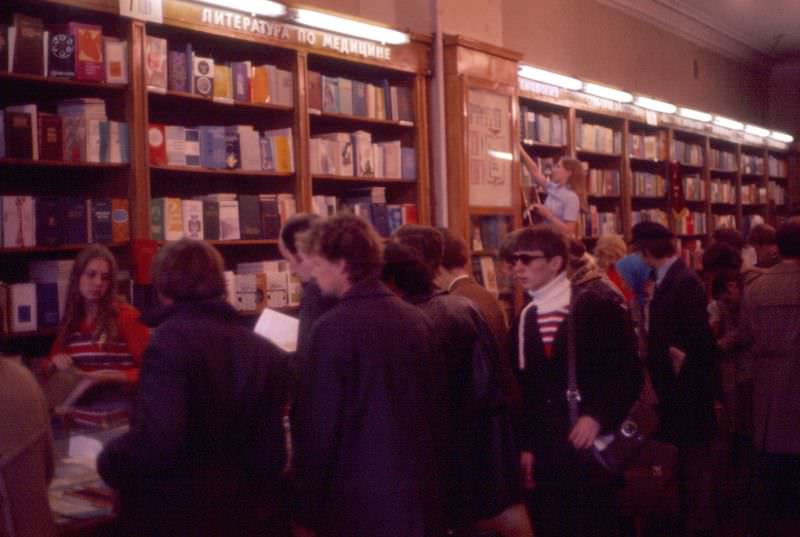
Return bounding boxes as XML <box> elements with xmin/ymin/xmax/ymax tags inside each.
<box><xmin>631</xmin><ymin>221</ymin><xmax>674</xmax><ymax>243</ymax></box>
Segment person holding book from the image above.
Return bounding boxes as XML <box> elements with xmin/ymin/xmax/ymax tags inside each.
<box><xmin>98</xmin><ymin>239</ymin><xmax>290</xmax><ymax>536</ymax></box>
<box><xmin>291</xmin><ymin>214</ymin><xmax>441</xmax><ymax>537</ymax></box>
<box><xmin>45</xmin><ymin>244</ymin><xmax>149</xmax><ymax>385</ymax></box>
<box><xmin>503</xmin><ymin>225</ymin><xmax>640</xmax><ymax>537</ymax></box>
<box><xmin>519</xmin><ymin>145</ymin><xmax>587</xmax><ymax>238</ymax></box>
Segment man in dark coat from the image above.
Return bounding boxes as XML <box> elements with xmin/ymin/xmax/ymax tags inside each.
<box><xmin>98</xmin><ymin>239</ymin><xmax>289</xmax><ymax>536</ymax></box>
<box><xmin>291</xmin><ymin>214</ymin><xmax>441</xmax><ymax>537</ymax></box>
<box><xmin>504</xmin><ymin>225</ymin><xmax>641</xmax><ymax>537</ymax></box>
<box><xmin>738</xmin><ymin>221</ymin><xmax>800</xmax><ymax>535</ymax></box>
<box><xmin>632</xmin><ymin>221</ymin><xmax>717</xmax><ymax>537</ymax></box>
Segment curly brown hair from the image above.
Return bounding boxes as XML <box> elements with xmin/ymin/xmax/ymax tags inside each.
<box><xmin>300</xmin><ymin>214</ymin><xmax>383</xmax><ymax>283</ymax></box>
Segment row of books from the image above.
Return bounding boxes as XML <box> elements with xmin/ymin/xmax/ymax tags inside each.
<box><xmin>628</xmin><ymin>131</ymin><xmax>667</xmax><ymax>161</ymax></box>
<box><xmin>1</xmin><ymin>196</ymin><xmax>128</xmax><ymax>249</ymax></box>
<box><xmin>470</xmin><ymin>256</ymin><xmax>506</xmax><ymax>298</ymax></box>
<box><xmin>147</xmin><ymin>124</ymin><xmax>294</xmax><ymax>172</ymax></box>
<box><xmin>587</xmin><ymin>169</ymin><xmax>621</xmax><ymax>196</ymax></box>
<box><xmin>678</xmin><ymin>238</ymin><xmax>704</xmax><ymax>272</ymax></box>
<box><xmin>709</xmin><ymin>148</ymin><xmax>736</xmax><ymax>171</ymax></box>
<box><xmin>311</xmin><ymin>72</ymin><xmax>413</xmax><ymax>123</ymax></box>
<box><xmin>226</xmin><ymin>260</ymin><xmax>301</xmax><ymax>312</ymax></box>
<box><xmin>683</xmin><ymin>175</ymin><xmax>705</xmax><ymax>201</ymax></box>
<box><xmin>741</xmin><ymin>154</ymin><xmax>765</xmax><ymax>175</ymax></box>
<box><xmin>712</xmin><ymin>215</ymin><xmax>736</xmax><ymax>231</ymax></box>
<box><xmin>311</xmin><ymin>188</ymin><xmax>418</xmax><ymax>238</ymax></box>
<box><xmin>674</xmin><ymin>211</ymin><xmax>708</xmax><ymax>235</ymax></box>
<box><xmin>581</xmin><ymin>207</ymin><xmax>620</xmax><ymax>237</ymax></box>
<box><xmin>144</xmin><ymin>35</ymin><xmax>294</xmax><ymax>107</ymax></box>
<box><xmin>631</xmin><ymin>209</ymin><xmax>668</xmax><ymax>227</ymax></box>
<box><xmin>768</xmin><ymin>181</ymin><xmax>787</xmax><ymax>204</ymax></box>
<box><xmin>150</xmin><ymin>193</ymin><xmax>296</xmax><ymax>242</ymax></box>
<box><xmin>710</xmin><ymin>180</ymin><xmax>735</xmax><ymax>204</ymax></box>
<box><xmin>2</xmin><ymin>14</ymin><xmax>127</xmax><ymax>84</ymax></box>
<box><xmin>309</xmin><ymin>131</ymin><xmax>415</xmax><ymax>179</ymax></box>
<box><xmin>575</xmin><ymin>120</ymin><xmax>622</xmax><ymax>154</ymax></box>
<box><xmin>471</xmin><ymin>215</ymin><xmax>512</xmax><ymax>253</ymax></box>
<box><xmin>1</xmin><ymin>100</ymin><xmax>128</xmax><ymax>163</ymax></box>
<box><xmin>520</xmin><ymin>107</ymin><xmax>568</xmax><ymax>146</ymax></box>
<box><xmin>672</xmin><ymin>140</ymin><xmax>704</xmax><ymax>166</ymax></box>
<box><xmin>0</xmin><ymin>258</ymin><xmax>76</xmax><ymax>333</ymax></box>
<box><xmin>740</xmin><ymin>184</ymin><xmax>767</xmax><ymax>205</ymax></box>
<box><xmin>768</xmin><ymin>156</ymin><xmax>788</xmax><ymax>178</ymax></box>
<box><xmin>632</xmin><ymin>172</ymin><xmax>667</xmax><ymax>197</ymax></box>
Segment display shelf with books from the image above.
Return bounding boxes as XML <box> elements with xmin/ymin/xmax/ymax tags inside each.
<box><xmin>738</xmin><ymin>144</ymin><xmax>768</xmax><ymax>233</ymax></box>
<box><xmin>766</xmin><ymin>149</ymin><xmax>791</xmax><ymax>224</ymax></box>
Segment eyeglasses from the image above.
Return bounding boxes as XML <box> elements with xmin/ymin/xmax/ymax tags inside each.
<box><xmin>506</xmin><ymin>253</ymin><xmax>548</xmax><ymax>265</ymax></box>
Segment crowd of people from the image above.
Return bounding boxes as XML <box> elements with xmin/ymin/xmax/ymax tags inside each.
<box><xmin>2</xmin><ymin>196</ymin><xmax>800</xmax><ymax>536</ymax></box>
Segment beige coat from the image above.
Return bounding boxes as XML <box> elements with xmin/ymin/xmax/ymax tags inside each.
<box><xmin>739</xmin><ymin>260</ymin><xmax>800</xmax><ymax>454</ymax></box>
<box><xmin>0</xmin><ymin>359</ymin><xmax>56</xmax><ymax>537</ymax></box>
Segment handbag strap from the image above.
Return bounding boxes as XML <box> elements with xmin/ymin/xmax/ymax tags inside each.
<box><xmin>566</xmin><ymin>286</ymin><xmax>581</xmax><ymax>426</ymax></box>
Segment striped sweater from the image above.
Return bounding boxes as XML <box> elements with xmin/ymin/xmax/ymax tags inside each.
<box><xmin>518</xmin><ymin>271</ymin><xmax>571</xmax><ymax>369</ymax></box>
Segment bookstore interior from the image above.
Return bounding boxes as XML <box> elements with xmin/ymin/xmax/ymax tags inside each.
<box><xmin>0</xmin><ymin>0</ymin><xmax>797</xmax><ymax>527</ymax></box>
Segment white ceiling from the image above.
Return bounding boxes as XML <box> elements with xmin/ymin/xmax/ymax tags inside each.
<box><xmin>596</xmin><ymin>0</ymin><xmax>800</xmax><ymax>63</ymax></box>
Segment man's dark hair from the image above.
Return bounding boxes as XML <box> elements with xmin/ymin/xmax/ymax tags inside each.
<box><xmin>711</xmin><ymin>269</ymin><xmax>742</xmax><ymax>300</ymax></box>
<box><xmin>702</xmin><ymin>242</ymin><xmax>743</xmax><ymax>274</ymax></box>
<box><xmin>392</xmin><ymin>224</ymin><xmax>444</xmax><ymax>273</ymax></box>
<box><xmin>712</xmin><ymin>227</ymin><xmax>745</xmax><ymax>250</ymax></box>
<box><xmin>635</xmin><ymin>237</ymin><xmax>676</xmax><ymax>260</ymax></box>
<box><xmin>381</xmin><ymin>241</ymin><xmax>434</xmax><ymax>298</ymax></box>
<box><xmin>152</xmin><ymin>239</ymin><xmax>226</xmax><ymax>302</ymax></box>
<box><xmin>747</xmin><ymin>224</ymin><xmax>777</xmax><ymax>246</ymax></box>
<box><xmin>499</xmin><ymin>225</ymin><xmax>568</xmax><ymax>272</ymax></box>
<box><xmin>280</xmin><ymin>213</ymin><xmax>320</xmax><ymax>255</ymax></box>
<box><xmin>437</xmin><ymin>227</ymin><xmax>468</xmax><ymax>270</ymax></box>
<box><xmin>776</xmin><ymin>221</ymin><xmax>800</xmax><ymax>258</ymax></box>
<box><xmin>301</xmin><ymin>214</ymin><xmax>383</xmax><ymax>283</ymax></box>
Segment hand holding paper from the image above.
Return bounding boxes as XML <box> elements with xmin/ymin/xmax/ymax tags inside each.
<box><xmin>254</xmin><ymin>307</ymin><xmax>299</xmax><ymax>353</ymax></box>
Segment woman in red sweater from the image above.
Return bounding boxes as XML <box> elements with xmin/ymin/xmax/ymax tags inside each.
<box><xmin>47</xmin><ymin>245</ymin><xmax>149</xmax><ymax>384</ymax></box>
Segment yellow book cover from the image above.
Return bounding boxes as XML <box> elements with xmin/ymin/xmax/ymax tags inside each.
<box><xmin>251</xmin><ymin>65</ymin><xmax>270</xmax><ymax>103</ymax></box>
<box><xmin>213</xmin><ymin>64</ymin><xmax>233</xmax><ymax>103</ymax></box>
<box><xmin>165</xmin><ymin>197</ymin><xmax>183</xmax><ymax>241</ymax></box>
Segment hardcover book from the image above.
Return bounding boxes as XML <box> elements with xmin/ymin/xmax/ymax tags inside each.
<box><xmin>164</xmin><ymin>125</ymin><xmax>186</xmax><ymax>166</ymax></box>
<box><xmin>167</xmin><ymin>50</ymin><xmax>188</xmax><ymax>92</ymax></box>
<box><xmin>103</xmin><ymin>37</ymin><xmax>127</xmax><ymax>84</ymax></box>
<box><xmin>90</xmin><ymin>198</ymin><xmax>113</xmax><ymax>243</ymax></box>
<box><xmin>68</xmin><ymin>22</ymin><xmax>104</xmax><ymax>82</ymax></box>
<box><xmin>111</xmin><ymin>198</ymin><xmax>129</xmax><ymax>243</ymax></box>
<box><xmin>201</xmin><ymin>200</ymin><xmax>220</xmax><ymax>240</ymax></box>
<box><xmin>48</xmin><ymin>25</ymin><xmax>75</xmax><ymax>78</ymax></box>
<box><xmin>192</xmin><ymin>55</ymin><xmax>214</xmax><ymax>98</ymax></box>
<box><xmin>199</xmin><ymin>126</ymin><xmax>226</xmax><ymax>169</ymax></box>
<box><xmin>338</xmin><ymin>78</ymin><xmax>353</xmax><ymax>115</ymax></box>
<box><xmin>237</xmin><ymin>194</ymin><xmax>261</xmax><ymax>240</ymax></box>
<box><xmin>223</xmin><ymin>126</ymin><xmax>241</xmax><ymax>169</ymax></box>
<box><xmin>184</xmin><ymin>128</ymin><xmax>200</xmax><ymax>166</ymax></box>
<box><xmin>213</xmin><ymin>64</ymin><xmax>233</xmax><ymax>103</ymax></box>
<box><xmin>38</xmin><ymin>113</ymin><xmax>63</xmax><ymax>161</ymax></box>
<box><xmin>258</xmin><ymin>195</ymin><xmax>281</xmax><ymax>240</ymax></box>
<box><xmin>144</xmin><ymin>35</ymin><xmax>167</xmax><ymax>91</ymax></box>
<box><xmin>181</xmin><ymin>199</ymin><xmax>203</xmax><ymax>239</ymax></box>
<box><xmin>231</xmin><ymin>61</ymin><xmax>251</xmax><ymax>102</ymax></box>
<box><xmin>12</xmin><ymin>13</ymin><xmax>44</xmax><ymax>76</ymax></box>
<box><xmin>9</xmin><ymin>283</ymin><xmax>37</xmax><ymax>333</ymax></box>
<box><xmin>36</xmin><ymin>282</ymin><xmax>60</xmax><ymax>328</ymax></box>
<box><xmin>307</xmin><ymin>70</ymin><xmax>322</xmax><ymax>113</ymax></box>
<box><xmin>35</xmin><ymin>196</ymin><xmax>64</xmax><ymax>246</ymax></box>
<box><xmin>63</xmin><ymin>197</ymin><xmax>88</xmax><ymax>244</ymax></box>
<box><xmin>147</xmin><ymin>124</ymin><xmax>167</xmax><ymax>166</ymax></box>
<box><xmin>2</xmin><ymin>195</ymin><xmax>35</xmax><ymax>248</ymax></box>
<box><xmin>5</xmin><ymin>111</ymin><xmax>34</xmax><ymax>159</ymax></box>
<box><xmin>251</xmin><ymin>64</ymin><xmax>271</xmax><ymax>103</ymax></box>
<box><xmin>218</xmin><ymin>200</ymin><xmax>241</xmax><ymax>240</ymax></box>
<box><xmin>274</xmin><ymin>68</ymin><xmax>293</xmax><ymax>106</ymax></box>
<box><xmin>322</xmin><ymin>75</ymin><xmax>339</xmax><ymax>113</ymax></box>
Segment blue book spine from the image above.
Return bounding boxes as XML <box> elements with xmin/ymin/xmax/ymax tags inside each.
<box><xmin>387</xmin><ymin>206</ymin><xmax>403</xmax><ymax>233</ymax></box>
<box><xmin>401</xmin><ymin>147</ymin><xmax>416</xmax><ymax>180</ymax></box>
<box><xmin>369</xmin><ymin>203</ymin><xmax>390</xmax><ymax>237</ymax></box>
<box><xmin>36</xmin><ymin>282</ymin><xmax>60</xmax><ymax>328</ymax></box>
<box><xmin>199</xmin><ymin>126</ymin><xmax>226</xmax><ymax>169</ymax></box>
<box><xmin>64</xmin><ymin>197</ymin><xmax>88</xmax><ymax>244</ymax></box>
<box><xmin>35</xmin><ymin>196</ymin><xmax>65</xmax><ymax>246</ymax></box>
<box><xmin>231</xmin><ymin>62</ymin><xmax>249</xmax><ymax>102</ymax></box>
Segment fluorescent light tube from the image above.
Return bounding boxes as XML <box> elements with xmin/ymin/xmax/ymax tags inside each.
<box><xmin>678</xmin><ymin>108</ymin><xmax>712</xmax><ymax>122</ymax></box>
<box><xmin>518</xmin><ymin>65</ymin><xmax>582</xmax><ymax>91</ymax></box>
<box><xmin>582</xmin><ymin>83</ymin><xmax>633</xmax><ymax>103</ymax></box>
<box><xmin>292</xmin><ymin>8</ymin><xmax>409</xmax><ymax>44</ymax></box>
<box><xmin>714</xmin><ymin>116</ymin><xmax>744</xmax><ymax>130</ymax></box>
<box><xmin>634</xmin><ymin>96</ymin><xmax>676</xmax><ymax>114</ymax></box>
<box><xmin>488</xmin><ymin>150</ymin><xmax>513</xmax><ymax>161</ymax></box>
<box><xmin>197</xmin><ymin>0</ymin><xmax>286</xmax><ymax>17</ymax></box>
<box><xmin>745</xmin><ymin>125</ymin><xmax>770</xmax><ymax>137</ymax></box>
<box><xmin>770</xmin><ymin>131</ymin><xmax>794</xmax><ymax>143</ymax></box>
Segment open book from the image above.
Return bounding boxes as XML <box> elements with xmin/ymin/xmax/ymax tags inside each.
<box><xmin>254</xmin><ymin>307</ymin><xmax>299</xmax><ymax>353</ymax></box>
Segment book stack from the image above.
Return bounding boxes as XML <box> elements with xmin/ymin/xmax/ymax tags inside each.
<box><xmin>148</xmin><ymin>123</ymin><xmax>294</xmax><ymax>172</ymax></box>
<box><xmin>1</xmin><ymin>195</ymin><xmax>129</xmax><ymax>248</ymax></box>
<box><xmin>312</xmin><ymin>189</ymin><xmax>417</xmax><ymax>238</ymax></box>
<box><xmin>520</xmin><ymin>107</ymin><xmax>567</xmax><ymax>145</ymax></box>
<box><xmin>150</xmin><ymin>192</ymin><xmax>296</xmax><ymax>242</ymax></box>
<box><xmin>309</xmin><ymin>131</ymin><xmax>415</xmax><ymax>179</ymax></box>
<box><xmin>233</xmin><ymin>259</ymin><xmax>300</xmax><ymax>311</ymax></box>
<box><xmin>575</xmin><ymin>119</ymin><xmax>621</xmax><ymax>154</ymax></box>
<box><xmin>2</xmin><ymin>14</ymin><xmax>127</xmax><ymax>84</ymax></box>
<box><xmin>310</xmin><ymin>72</ymin><xmax>413</xmax><ymax>123</ymax></box>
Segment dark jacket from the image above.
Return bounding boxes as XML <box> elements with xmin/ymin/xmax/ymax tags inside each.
<box><xmin>410</xmin><ymin>290</ymin><xmax>521</xmax><ymax>523</ymax></box>
<box><xmin>513</xmin><ymin>273</ymin><xmax>641</xmax><ymax>480</ymax></box>
<box><xmin>291</xmin><ymin>278</ymin><xmax>441</xmax><ymax>537</ymax></box>
<box><xmin>449</xmin><ymin>276</ymin><xmax>522</xmax><ymax>414</ymax></box>
<box><xmin>291</xmin><ymin>280</ymin><xmax>337</xmax><ymax>379</ymax></box>
<box><xmin>647</xmin><ymin>258</ymin><xmax>717</xmax><ymax>445</ymax></box>
<box><xmin>738</xmin><ymin>260</ymin><xmax>800</xmax><ymax>453</ymax></box>
<box><xmin>98</xmin><ymin>299</ymin><xmax>289</xmax><ymax>536</ymax></box>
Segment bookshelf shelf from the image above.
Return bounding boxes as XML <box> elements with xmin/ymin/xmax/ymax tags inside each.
<box><xmin>741</xmin><ymin>173</ymin><xmax>764</xmax><ymax>180</ymax></box>
<box><xmin>629</xmin><ymin>156</ymin><xmax>666</xmax><ymax>165</ymax></box>
<box><xmin>1</xmin><ymin>242</ymin><xmax>129</xmax><ymax>254</ymax></box>
<box><xmin>311</xmin><ymin>111</ymin><xmax>415</xmax><ymax>129</ymax></box>
<box><xmin>522</xmin><ymin>140</ymin><xmax>566</xmax><ymax>151</ymax></box>
<box><xmin>148</xmin><ymin>89</ymin><xmax>294</xmax><ymax>114</ymax></box>
<box><xmin>0</xmin><ymin>158</ymin><xmax>129</xmax><ymax>169</ymax></box>
<box><xmin>710</xmin><ymin>168</ymin><xmax>737</xmax><ymax>175</ymax></box>
<box><xmin>588</xmin><ymin>194</ymin><xmax>621</xmax><ymax>200</ymax></box>
<box><xmin>678</xmin><ymin>162</ymin><xmax>704</xmax><ymax>170</ymax></box>
<box><xmin>0</xmin><ymin>71</ymin><xmax>127</xmax><ymax>91</ymax></box>
<box><xmin>576</xmin><ymin>149</ymin><xmax>622</xmax><ymax>158</ymax></box>
<box><xmin>156</xmin><ymin>239</ymin><xmax>279</xmax><ymax>247</ymax></box>
<box><xmin>149</xmin><ymin>165</ymin><xmax>295</xmax><ymax>178</ymax></box>
<box><xmin>2</xmin><ymin>328</ymin><xmax>58</xmax><ymax>340</ymax></box>
<box><xmin>312</xmin><ymin>174</ymin><xmax>414</xmax><ymax>184</ymax></box>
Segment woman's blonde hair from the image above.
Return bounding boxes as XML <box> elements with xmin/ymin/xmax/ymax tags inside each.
<box><xmin>57</xmin><ymin>245</ymin><xmax>120</xmax><ymax>348</ymax></box>
<box><xmin>594</xmin><ymin>234</ymin><xmax>627</xmax><ymax>271</ymax></box>
<box><xmin>559</xmin><ymin>157</ymin><xmax>588</xmax><ymax>213</ymax></box>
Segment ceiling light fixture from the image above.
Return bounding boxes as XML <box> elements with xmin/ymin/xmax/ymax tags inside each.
<box><xmin>634</xmin><ymin>96</ymin><xmax>676</xmax><ymax>114</ymax></box>
<box><xmin>678</xmin><ymin>107</ymin><xmax>712</xmax><ymax>122</ymax></box>
<box><xmin>769</xmin><ymin>131</ymin><xmax>794</xmax><ymax>143</ymax></box>
<box><xmin>518</xmin><ymin>65</ymin><xmax>582</xmax><ymax>91</ymax></box>
<box><xmin>744</xmin><ymin>125</ymin><xmax>770</xmax><ymax>137</ymax></box>
<box><xmin>714</xmin><ymin>116</ymin><xmax>744</xmax><ymax>130</ymax></box>
<box><xmin>582</xmin><ymin>83</ymin><xmax>633</xmax><ymax>103</ymax></box>
<box><xmin>292</xmin><ymin>8</ymin><xmax>409</xmax><ymax>44</ymax></box>
<box><xmin>197</xmin><ymin>0</ymin><xmax>286</xmax><ymax>17</ymax></box>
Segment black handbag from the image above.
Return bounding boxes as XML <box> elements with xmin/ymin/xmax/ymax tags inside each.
<box><xmin>565</xmin><ymin>289</ymin><xmax>659</xmax><ymax>476</ymax></box>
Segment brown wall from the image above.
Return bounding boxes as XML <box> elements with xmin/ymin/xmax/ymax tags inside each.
<box><xmin>769</xmin><ymin>59</ymin><xmax>800</xmax><ymax>136</ymax></box>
